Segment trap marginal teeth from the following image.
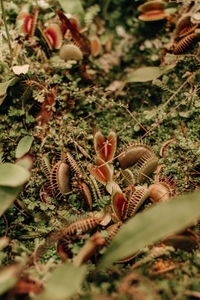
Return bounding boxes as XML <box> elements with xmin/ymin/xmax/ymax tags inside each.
<box><xmin>127</xmin><ymin>186</ymin><xmax>149</xmax><ymax>217</ymax></box>
<box><xmin>118</xmin><ymin>143</ymin><xmax>153</xmax><ymax>170</ymax></box>
<box><xmin>49</xmin><ymin>161</ymin><xmax>71</xmax><ymax>197</ymax></box>
<box><xmin>135</xmin><ymin>153</ymin><xmax>159</xmax><ymax>183</ymax></box>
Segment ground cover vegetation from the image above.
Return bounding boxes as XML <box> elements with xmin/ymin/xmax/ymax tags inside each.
<box><xmin>0</xmin><ymin>0</ymin><xmax>200</xmax><ymax>299</ymax></box>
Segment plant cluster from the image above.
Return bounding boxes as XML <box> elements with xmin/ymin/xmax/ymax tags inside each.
<box><xmin>0</xmin><ymin>0</ymin><xmax>200</xmax><ymax>299</ymax></box>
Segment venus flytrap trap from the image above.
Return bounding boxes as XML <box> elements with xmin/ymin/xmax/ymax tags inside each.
<box><xmin>172</xmin><ymin>32</ymin><xmax>199</xmax><ymax>54</ymax></box>
<box><xmin>148</xmin><ymin>178</ymin><xmax>175</xmax><ymax>203</ymax></box>
<box><xmin>137</xmin><ymin>0</ymin><xmax>168</xmax><ymax>22</ymax></box>
<box><xmin>88</xmin><ymin>157</ymin><xmax>113</xmax><ymax>186</ymax></box>
<box><xmin>93</xmin><ymin>129</ymin><xmax>117</xmax><ymax>163</ymax></box>
<box><xmin>88</xmin><ymin>129</ymin><xmax>121</xmax><ymax>196</ymax></box>
<box><xmin>170</xmin><ymin>4</ymin><xmax>200</xmax><ymax>54</ymax></box>
<box><xmin>59</xmin><ymin>44</ymin><xmax>83</xmax><ymax>61</ymax></box>
<box><xmin>39</xmin><ymin>23</ymin><xmax>63</xmax><ymax>50</ymax></box>
<box><xmin>118</xmin><ymin>142</ymin><xmax>159</xmax><ymax>183</ymax></box>
<box><xmin>17</xmin><ymin>5</ymin><xmax>38</xmax><ymax>38</ymax></box>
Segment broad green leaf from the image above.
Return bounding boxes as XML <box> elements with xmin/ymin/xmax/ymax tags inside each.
<box><xmin>0</xmin><ymin>186</ymin><xmax>21</xmax><ymax>217</ymax></box>
<box><xmin>0</xmin><ymin>77</ymin><xmax>19</xmax><ymax>105</ymax></box>
<box><xmin>126</xmin><ymin>64</ymin><xmax>176</xmax><ymax>83</ymax></box>
<box><xmin>0</xmin><ymin>163</ymin><xmax>30</xmax><ymax>187</ymax></box>
<box><xmin>58</xmin><ymin>0</ymin><xmax>84</xmax><ymax>18</ymax></box>
<box><xmin>15</xmin><ymin>136</ymin><xmax>34</xmax><ymax>159</ymax></box>
<box><xmin>35</xmin><ymin>262</ymin><xmax>87</xmax><ymax>300</ymax></box>
<box><xmin>98</xmin><ymin>191</ymin><xmax>200</xmax><ymax>269</ymax></box>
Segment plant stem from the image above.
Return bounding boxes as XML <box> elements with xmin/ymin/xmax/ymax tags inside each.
<box><xmin>103</xmin><ymin>0</ymin><xmax>111</xmax><ymax>19</ymax></box>
<box><xmin>0</xmin><ymin>0</ymin><xmax>12</xmax><ymax>57</ymax></box>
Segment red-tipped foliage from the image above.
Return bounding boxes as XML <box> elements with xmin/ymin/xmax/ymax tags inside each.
<box><xmin>112</xmin><ymin>191</ymin><xmax>128</xmax><ymax>221</ymax></box>
<box><xmin>43</xmin><ymin>24</ymin><xmax>63</xmax><ymax>49</ymax></box>
<box><xmin>88</xmin><ymin>157</ymin><xmax>112</xmax><ymax>185</ymax></box>
<box><xmin>107</xmin><ymin>130</ymin><xmax>117</xmax><ymax>161</ymax></box>
<box><xmin>94</xmin><ymin>131</ymin><xmax>105</xmax><ymax>160</ymax></box>
<box><xmin>21</xmin><ymin>9</ymin><xmax>38</xmax><ymax>36</ymax></box>
<box><xmin>94</xmin><ymin>130</ymin><xmax>117</xmax><ymax>162</ymax></box>
<box><xmin>29</xmin><ymin>8</ymin><xmax>38</xmax><ymax>37</ymax></box>
<box><xmin>22</xmin><ymin>13</ymin><xmax>32</xmax><ymax>35</ymax></box>
<box><xmin>57</xmin><ymin>10</ymin><xmax>90</xmax><ymax>56</ymax></box>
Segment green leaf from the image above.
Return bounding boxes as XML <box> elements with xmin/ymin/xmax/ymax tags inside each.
<box><xmin>98</xmin><ymin>191</ymin><xmax>200</xmax><ymax>269</ymax></box>
<box><xmin>0</xmin><ymin>186</ymin><xmax>22</xmax><ymax>217</ymax></box>
<box><xmin>0</xmin><ymin>77</ymin><xmax>19</xmax><ymax>105</ymax></box>
<box><xmin>0</xmin><ymin>163</ymin><xmax>30</xmax><ymax>187</ymax></box>
<box><xmin>58</xmin><ymin>0</ymin><xmax>84</xmax><ymax>18</ymax></box>
<box><xmin>15</xmin><ymin>135</ymin><xmax>34</xmax><ymax>159</ymax></box>
<box><xmin>126</xmin><ymin>64</ymin><xmax>176</xmax><ymax>83</ymax></box>
<box><xmin>35</xmin><ymin>262</ymin><xmax>87</xmax><ymax>300</ymax></box>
